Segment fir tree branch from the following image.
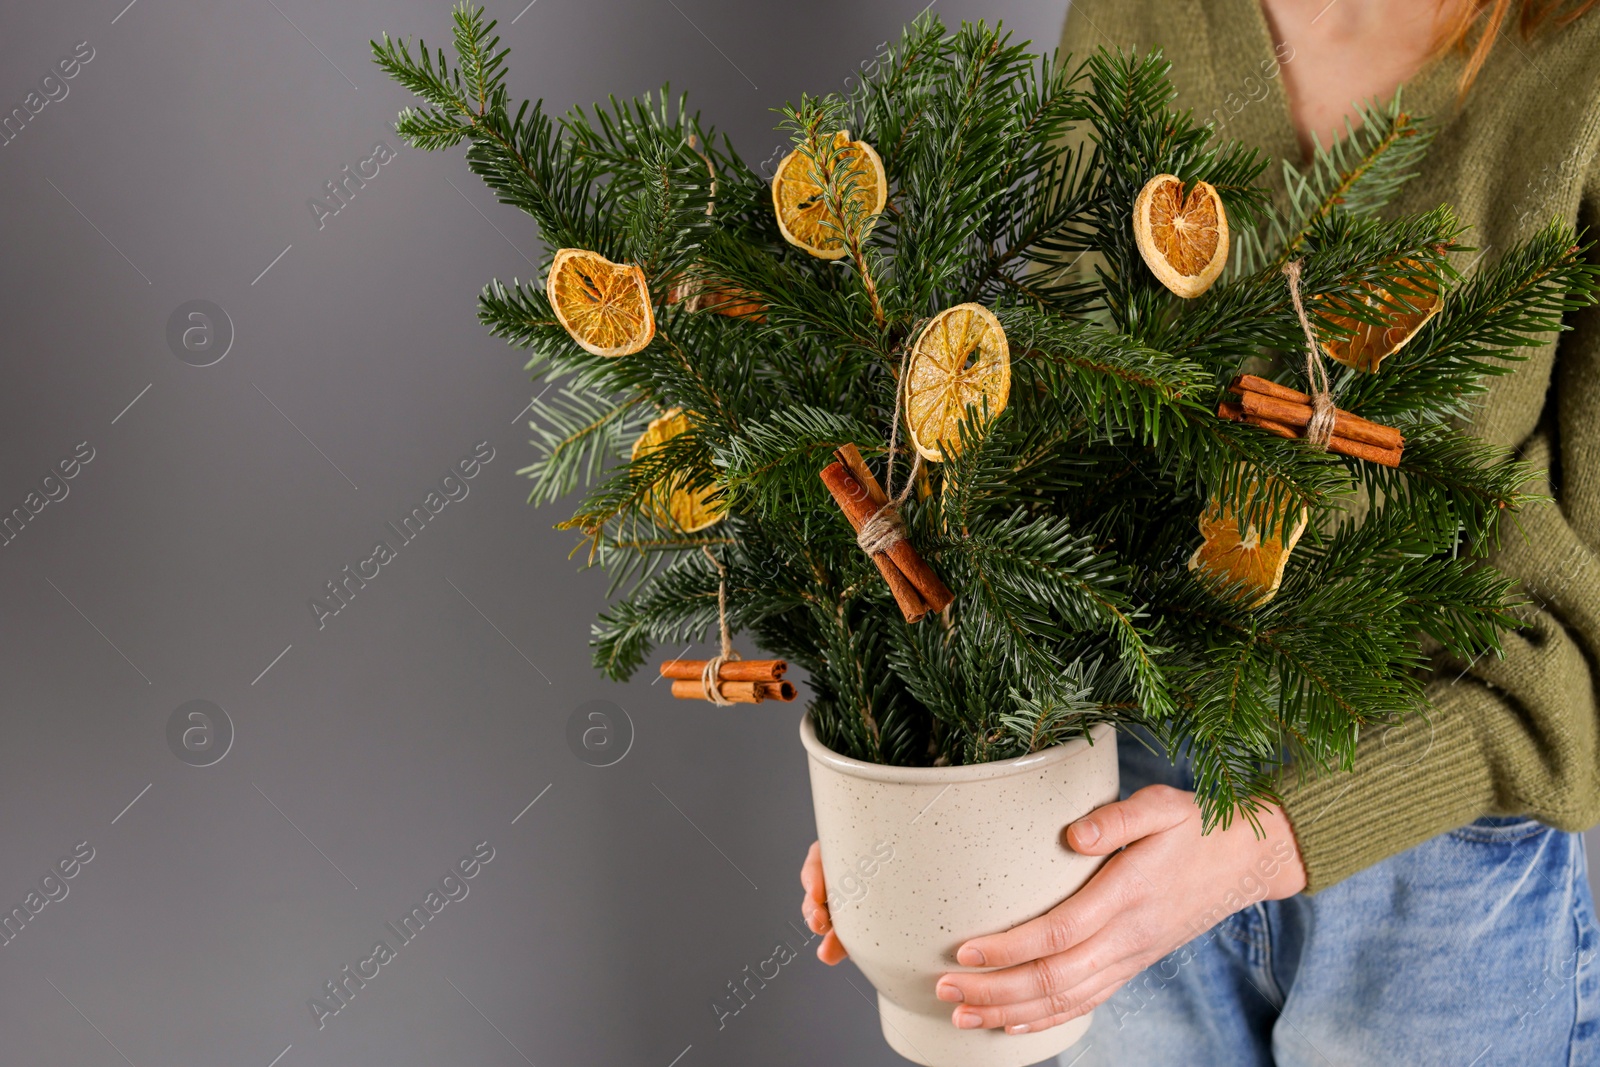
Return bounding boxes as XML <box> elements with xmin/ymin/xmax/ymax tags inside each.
<box><xmin>377</xmin><ymin>11</ymin><xmax>1569</xmax><ymax>828</ymax></box>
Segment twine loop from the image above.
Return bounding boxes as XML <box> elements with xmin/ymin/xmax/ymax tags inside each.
<box><xmin>855</xmin><ymin>346</ymin><xmax>926</xmax><ymax>558</ymax></box>
<box><xmin>1283</xmin><ymin>259</ymin><xmax>1337</xmax><ymax>450</ymax></box>
<box><xmin>699</xmin><ymin>545</ymin><xmax>741</xmax><ymax>706</ymax></box>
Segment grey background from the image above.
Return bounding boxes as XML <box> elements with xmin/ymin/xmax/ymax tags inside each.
<box><xmin>1</xmin><ymin>2</ymin><xmax>1594</xmax><ymax>1066</ymax></box>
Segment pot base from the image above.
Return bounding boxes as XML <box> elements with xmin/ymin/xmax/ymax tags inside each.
<box><xmin>879</xmin><ymin>992</ymin><xmax>1092</xmax><ymax>1067</ymax></box>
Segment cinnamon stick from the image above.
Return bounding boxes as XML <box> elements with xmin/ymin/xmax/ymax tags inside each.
<box><xmin>835</xmin><ymin>443</ymin><xmax>888</xmax><ymax>507</ymax></box>
<box><xmin>832</xmin><ymin>447</ymin><xmax>934</xmax><ymax>620</ymax></box>
<box><xmin>659</xmin><ymin>659</ymin><xmax>787</xmax><ymax>682</ymax></box>
<box><xmin>1217</xmin><ymin>401</ymin><xmax>1402</xmax><ymax>468</ymax></box>
<box><xmin>1234</xmin><ymin>390</ymin><xmax>1404</xmax><ymax>452</ymax></box>
<box><xmin>1315</xmin><ymin>432</ymin><xmax>1400</xmax><ymax>467</ymax></box>
<box><xmin>818</xmin><ymin>463</ymin><xmax>930</xmax><ymax>622</ymax></box>
<box><xmin>820</xmin><ymin>462</ymin><xmax>955</xmax><ymax>615</ymax></box>
<box><xmin>672</xmin><ymin>679</ymin><xmax>742</xmax><ymax>703</ymax></box>
<box><xmin>670</xmin><ymin>679</ymin><xmax>797</xmax><ymax>703</ymax></box>
<box><xmin>1230</xmin><ymin>375</ymin><xmax>1403</xmax><ymax>451</ymax></box>
<box><xmin>1230</xmin><ymin>373</ymin><xmax>1314</xmax><ymax>405</ymax></box>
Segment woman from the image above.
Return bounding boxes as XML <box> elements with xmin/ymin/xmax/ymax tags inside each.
<box><xmin>800</xmin><ymin>1</ymin><xmax>1600</xmax><ymax>1061</ymax></box>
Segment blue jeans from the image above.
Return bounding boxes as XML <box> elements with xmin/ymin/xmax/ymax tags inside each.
<box><xmin>1058</xmin><ymin>735</ymin><xmax>1600</xmax><ymax>1066</ymax></box>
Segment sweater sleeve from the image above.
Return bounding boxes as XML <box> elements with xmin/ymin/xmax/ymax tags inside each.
<box><xmin>1278</xmin><ymin>190</ymin><xmax>1600</xmax><ymax>893</ymax></box>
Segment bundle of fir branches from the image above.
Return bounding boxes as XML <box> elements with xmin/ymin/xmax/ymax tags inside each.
<box><xmin>373</xmin><ymin>6</ymin><xmax>1597</xmax><ymax>828</ymax></box>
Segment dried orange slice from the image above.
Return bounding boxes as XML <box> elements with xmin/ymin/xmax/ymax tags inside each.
<box><xmin>630</xmin><ymin>408</ymin><xmax>726</xmax><ymax>532</ymax></box>
<box><xmin>1187</xmin><ymin>475</ymin><xmax>1307</xmax><ymax>608</ymax></box>
<box><xmin>771</xmin><ymin>131</ymin><xmax>887</xmax><ymax>260</ymax></box>
<box><xmin>693</xmin><ymin>284</ymin><xmax>767</xmax><ymax>321</ymax></box>
<box><xmin>1317</xmin><ymin>265</ymin><xmax>1442</xmax><ymax>372</ymax></box>
<box><xmin>546</xmin><ymin>248</ymin><xmax>655</xmax><ymax>357</ymax></box>
<box><xmin>904</xmin><ymin>303</ymin><xmax>1010</xmax><ymax>462</ymax></box>
<box><xmin>666</xmin><ymin>274</ymin><xmax>767</xmax><ymax>322</ymax></box>
<box><xmin>1133</xmin><ymin>174</ymin><xmax>1230</xmax><ymax>299</ymax></box>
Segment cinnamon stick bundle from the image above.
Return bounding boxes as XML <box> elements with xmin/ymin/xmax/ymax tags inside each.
<box><xmin>1218</xmin><ymin>402</ymin><xmax>1401</xmax><ymax>467</ymax></box>
<box><xmin>820</xmin><ymin>445</ymin><xmax>954</xmax><ymax>621</ymax></box>
<box><xmin>659</xmin><ymin>659</ymin><xmax>787</xmax><ymax>682</ymax></box>
<box><xmin>1220</xmin><ymin>375</ymin><xmax>1403</xmax><ymax>468</ymax></box>
<box><xmin>670</xmin><ymin>679</ymin><xmax>797</xmax><ymax>703</ymax></box>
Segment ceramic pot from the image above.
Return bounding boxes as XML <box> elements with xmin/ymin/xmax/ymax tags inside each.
<box><xmin>800</xmin><ymin>715</ymin><xmax>1119</xmax><ymax>1067</ymax></box>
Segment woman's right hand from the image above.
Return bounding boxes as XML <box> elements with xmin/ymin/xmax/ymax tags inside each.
<box><xmin>799</xmin><ymin>840</ymin><xmax>849</xmax><ymax>965</ymax></box>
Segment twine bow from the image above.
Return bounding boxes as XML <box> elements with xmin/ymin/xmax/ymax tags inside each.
<box><xmin>1283</xmin><ymin>259</ymin><xmax>1338</xmax><ymax>450</ymax></box>
<box><xmin>699</xmin><ymin>545</ymin><xmax>741</xmax><ymax>706</ymax></box>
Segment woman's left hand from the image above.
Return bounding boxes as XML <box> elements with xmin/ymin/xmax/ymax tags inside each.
<box><xmin>934</xmin><ymin>783</ymin><xmax>1307</xmax><ymax>1035</ymax></box>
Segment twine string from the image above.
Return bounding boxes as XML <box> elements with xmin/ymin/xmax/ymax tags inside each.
<box><xmin>699</xmin><ymin>545</ymin><xmax>740</xmax><ymax>705</ymax></box>
<box><xmin>1283</xmin><ymin>259</ymin><xmax>1338</xmax><ymax>449</ymax></box>
<box><xmin>882</xmin><ymin>344</ymin><xmax>911</xmax><ymax>501</ymax></box>
<box><xmin>857</xmin><ymin>345</ymin><xmax>924</xmax><ymax>557</ymax></box>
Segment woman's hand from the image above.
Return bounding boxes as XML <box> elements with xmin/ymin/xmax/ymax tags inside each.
<box><xmin>799</xmin><ymin>839</ymin><xmax>849</xmax><ymax>964</ymax></box>
<box><xmin>932</xmin><ymin>784</ymin><xmax>1306</xmax><ymax>1034</ymax></box>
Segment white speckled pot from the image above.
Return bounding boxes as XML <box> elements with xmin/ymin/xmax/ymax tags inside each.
<box><xmin>801</xmin><ymin>715</ymin><xmax>1119</xmax><ymax>1067</ymax></box>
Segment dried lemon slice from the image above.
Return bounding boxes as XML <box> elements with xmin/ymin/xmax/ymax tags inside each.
<box><xmin>630</xmin><ymin>408</ymin><xmax>726</xmax><ymax>532</ymax></box>
<box><xmin>1133</xmin><ymin>174</ymin><xmax>1230</xmax><ymax>299</ymax></box>
<box><xmin>771</xmin><ymin>131</ymin><xmax>887</xmax><ymax>260</ymax></box>
<box><xmin>1187</xmin><ymin>474</ymin><xmax>1307</xmax><ymax>608</ymax></box>
<box><xmin>1318</xmin><ymin>264</ymin><xmax>1442</xmax><ymax>372</ymax></box>
<box><xmin>546</xmin><ymin>248</ymin><xmax>655</xmax><ymax>357</ymax></box>
<box><xmin>904</xmin><ymin>303</ymin><xmax>1010</xmax><ymax>462</ymax></box>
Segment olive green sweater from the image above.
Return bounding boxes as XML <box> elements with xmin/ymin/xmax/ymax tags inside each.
<box><xmin>1060</xmin><ymin>0</ymin><xmax>1600</xmax><ymax>892</ymax></box>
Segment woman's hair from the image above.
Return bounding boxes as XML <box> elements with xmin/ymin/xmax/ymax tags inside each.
<box><xmin>1438</xmin><ymin>0</ymin><xmax>1597</xmax><ymax>95</ymax></box>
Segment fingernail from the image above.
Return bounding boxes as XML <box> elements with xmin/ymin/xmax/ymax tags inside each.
<box><xmin>954</xmin><ymin>1009</ymin><xmax>983</xmax><ymax>1029</ymax></box>
<box><xmin>1008</xmin><ymin>1024</ymin><xmax>1031</xmax><ymax>1035</ymax></box>
<box><xmin>1074</xmin><ymin>818</ymin><xmax>1100</xmax><ymax>846</ymax></box>
<box><xmin>935</xmin><ymin>979</ymin><xmax>964</xmax><ymax>1002</ymax></box>
<box><xmin>957</xmin><ymin>945</ymin><xmax>986</xmax><ymax>967</ymax></box>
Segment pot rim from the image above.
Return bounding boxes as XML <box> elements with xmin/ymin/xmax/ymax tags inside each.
<box><xmin>799</xmin><ymin>713</ymin><xmax>1116</xmax><ymax>785</ymax></box>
